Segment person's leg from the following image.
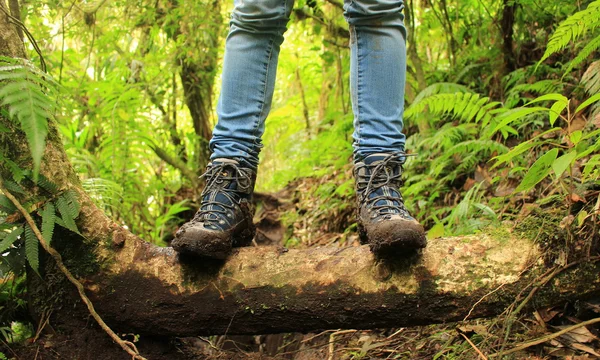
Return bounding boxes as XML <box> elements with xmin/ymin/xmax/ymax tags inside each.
<box><xmin>210</xmin><ymin>0</ymin><xmax>295</xmax><ymax>171</ymax></box>
<box><xmin>344</xmin><ymin>0</ymin><xmax>426</xmax><ymax>254</ymax></box>
<box><xmin>173</xmin><ymin>0</ymin><xmax>295</xmax><ymax>258</ymax></box>
<box><xmin>344</xmin><ymin>0</ymin><xmax>407</xmax><ymax>160</ymax></box>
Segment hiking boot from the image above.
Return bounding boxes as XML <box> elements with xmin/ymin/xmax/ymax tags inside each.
<box><xmin>354</xmin><ymin>153</ymin><xmax>426</xmax><ymax>254</ymax></box>
<box><xmin>172</xmin><ymin>158</ymin><xmax>256</xmax><ymax>259</ymax></box>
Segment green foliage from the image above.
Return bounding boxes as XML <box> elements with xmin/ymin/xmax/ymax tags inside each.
<box><xmin>540</xmin><ymin>1</ymin><xmax>600</xmax><ymax>64</ymax></box>
<box><xmin>0</xmin><ymin>226</ymin><xmax>23</xmax><ymax>254</ymax></box>
<box><xmin>0</xmin><ymin>171</ymin><xmax>81</xmax><ymax>276</ymax></box>
<box><xmin>0</xmin><ymin>57</ymin><xmax>57</xmax><ymax>178</ymax></box>
<box><xmin>24</xmin><ymin>224</ymin><xmax>39</xmax><ymax>274</ymax></box>
<box><xmin>405</xmin><ymin>91</ymin><xmax>502</xmax><ymax>127</ymax></box>
<box><xmin>41</xmin><ymin>203</ymin><xmax>56</xmax><ymax>245</ymax></box>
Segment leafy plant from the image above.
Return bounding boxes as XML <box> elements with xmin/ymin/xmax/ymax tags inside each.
<box><xmin>0</xmin><ymin>172</ymin><xmax>80</xmax><ymax>274</ymax></box>
<box><xmin>539</xmin><ymin>0</ymin><xmax>600</xmax><ymax>68</ymax></box>
<box><xmin>0</xmin><ymin>57</ymin><xmax>57</xmax><ymax>178</ymax></box>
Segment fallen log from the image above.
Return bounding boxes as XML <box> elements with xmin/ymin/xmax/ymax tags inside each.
<box><xmin>85</xmin><ymin>231</ymin><xmax>600</xmax><ymax>336</ymax></box>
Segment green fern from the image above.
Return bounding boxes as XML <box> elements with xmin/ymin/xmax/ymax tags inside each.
<box><xmin>0</xmin><ymin>196</ymin><xmax>16</xmax><ymax>214</ymax></box>
<box><xmin>405</xmin><ymin>92</ymin><xmax>503</xmax><ymax>127</ymax></box>
<box><xmin>582</xmin><ymin>61</ymin><xmax>600</xmax><ymax>95</ymax></box>
<box><xmin>24</xmin><ymin>224</ymin><xmax>39</xmax><ymax>274</ymax></box>
<box><xmin>540</xmin><ymin>1</ymin><xmax>600</xmax><ymax>63</ymax></box>
<box><xmin>41</xmin><ymin>203</ymin><xmax>56</xmax><ymax>246</ymax></box>
<box><xmin>0</xmin><ymin>57</ymin><xmax>57</xmax><ymax>178</ymax></box>
<box><xmin>411</xmin><ymin>82</ymin><xmax>471</xmax><ymax>105</ymax></box>
<box><xmin>563</xmin><ymin>34</ymin><xmax>600</xmax><ymax>75</ymax></box>
<box><xmin>55</xmin><ymin>194</ymin><xmax>80</xmax><ymax>234</ymax></box>
<box><xmin>28</xmin><ymin>172</ymin><xmax>59</xmax><ymax>194</ymax></box>
<box><xmin>0</xmin><ymin>226</ymin><xmax>22</xmax><ymax>254</ymax></box>
<box><xmin>1</xmin><ymin>180</ymin><xmax>25</xmax><ymax>196</ymax></box>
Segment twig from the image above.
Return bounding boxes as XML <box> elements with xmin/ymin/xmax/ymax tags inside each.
<box><xmin>0</xmin><ymin>181</ymin><xmax>147</xmax><ymax>360</ymax></box>
<box><xmin>328</xmin><ymin>330</ymin><xmax>357</xmax><ymax>360</ymax></box>
<box><xmin>464</xmin><ymin>283</ymin><xmax>506</xmax><ymax>321</ymax></box>
<box><xmin>460</xmin><ymin>333</ymin><xmax>488</xmax><ymax>360</ymax></box>
<box><xmin>490</xmin><ymin>317</ymin><xmax>600</xmax><ymax>357</ymax></box>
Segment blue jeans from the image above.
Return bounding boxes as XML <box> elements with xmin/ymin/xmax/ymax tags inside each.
<box><xmin>209</xmin><ymin>0</ymin><xmax>408</xmax><ymax>170</ymax></box>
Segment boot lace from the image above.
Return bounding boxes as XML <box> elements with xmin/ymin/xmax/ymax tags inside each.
<box><xmin>195</xmin><ymin>162</ymin><xmax>253</xmax><ymax>227</ymax></box>
<box><xmin>356</xmin><ymin>153</ymin><xmax>412</xmax><ymax>219</ymax></box>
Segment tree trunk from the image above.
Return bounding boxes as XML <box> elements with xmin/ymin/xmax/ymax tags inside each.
<box><xmin>500</xmin><ymin>0</ymin><xmax>517</xmax><ymax>75</ymax></box>
<box><xmin>2</xmin><ymin>9</ymin><xmax>600</xmax><ymax>339</ymax></box>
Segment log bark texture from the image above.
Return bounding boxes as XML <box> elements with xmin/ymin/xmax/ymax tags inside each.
<box><xmin>2</xmin><ymin>10</ymin><xmax>600</xmax><ymax>339</ymax></box>
<box><xmin>86</xmin><ymin>233</ymin><xmax>600</xmax><ymax>335</ymax></box>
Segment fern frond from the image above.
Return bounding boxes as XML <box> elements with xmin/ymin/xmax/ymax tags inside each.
<box><xmin>0</xmin><ymin>226</ymin><xmax>22</xmax><ymax>254</ymax></box>
<box><xmin>442</xmin><ymin>140</ymin><xmax>509</xmax><ymax>174</ymax></box>
<box><xmin>56</xmin><ymin>195</ymin><xmax>79</xmax><ymax>234</ymax></box>
<box><xmin>41</xmin><ymin>203</ymin><xmax>56</xmax><ymax>245</ymax></box>
<box><xmin>564</xmin><ymin>34</ymin><xmax>600</xmax><ymax>75</ymax></box>
<box><xmin>28</xmin><ymin>173</ymin><xmax>59</xmax><ymax>194</ymax></box>
<box><xmin>0</xmin><ymin>195</ymin><xmax>16</xmax><ymax>214</ymax></box>
<box><xmin>417</xmin><ymin>123</ymin><xmax>476</xmax><ymax>150</ymax></box>
<box><xmin>2</xmin><ymin>180</ymin><xmax>25</xmax><ymax>195</ymax></box>
<box><xmin>582</xmin><ymin>61</ymin><xmax>600</xmax><ymax>95</ymax></box>
<box><xmin>411</xmin><ymin>82</ymin><xmax>471</xmax><ymax>105</ymax></box>
<box><xmin>24</xmin><ymin>224</ymin><xmax>39</xmax><ymax>274</ymax></box>
<box><xmin>60</xmin><ymin>190</ymin><xmax>80</xmax><ymax>218</ymax></box>
<box><xmin>405</xmin><ymin>92</ymin><xmax>502</xmax><ymax>126</ymax></box>
<box><xmin>0</xmin><ymin>57</ymin><xmax>57</xmax><ymax>178</ymax></box>
<box><xmin>0</xmin><ymin>154</ymin><xmax>25</xmax><ymax>182</ymax></box>
<box><xmin>540</xmin><ymin>1</ymin><xmax>600</xmax><ymax>63</ymax></box>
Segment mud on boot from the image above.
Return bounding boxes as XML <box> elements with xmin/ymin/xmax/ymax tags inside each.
<box><xmin>354</xmin><ymin>153</ymin><xmax>426</xmax><ymax>255</ymax></box>
<box><xmin>172</xmin><ymin>158</ymin><xmax>256</xmax><ymax>259</ymax></box>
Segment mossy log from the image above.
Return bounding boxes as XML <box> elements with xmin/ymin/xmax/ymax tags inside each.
<box><xmin>2</xmin><ymin>12</ymin><xmax>600</xmax><ymax>338</ymax></box>
<box><xmin>83</xmin><ymin>232</ymin><xmax>599</xmax><ymax>336</ymax></box>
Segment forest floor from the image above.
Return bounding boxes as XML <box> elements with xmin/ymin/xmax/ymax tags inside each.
<box><xmin>3</xmin><ymin>175</ymin><xmax>600</xmax><ymax>360</ymax></box>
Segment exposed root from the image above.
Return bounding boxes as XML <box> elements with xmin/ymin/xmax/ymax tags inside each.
<box><xmin>0</xmin><ymin>181</ymin><xmax>148</xmax><ymax>360</ymax></box>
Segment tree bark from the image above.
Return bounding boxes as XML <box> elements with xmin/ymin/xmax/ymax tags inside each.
<box><xmin>2</xmin><ymin>10</ymin><xmax>600</xmax><ymax>339</ymax></box>
<box><xmin>500</xmin><ymin>0</ymin><xmax>517</xmax><ymax>75</ymax></box>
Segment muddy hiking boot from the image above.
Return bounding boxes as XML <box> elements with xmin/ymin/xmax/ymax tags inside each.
<box><xmin>354</xmin><ymin>153</ymin><xmax>426</xmax><ymax>255</ymax></box>
<box><xmin>172</xmin><ymin>158</ymin><xmax>256</xmax><ymax>259</ymax></box>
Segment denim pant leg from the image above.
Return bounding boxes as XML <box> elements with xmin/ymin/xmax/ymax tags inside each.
<box><xmin>209</xmin><ymin>0</ymin><xmax>295</xmax><ymax>170</ymax></box>
<box><xmin>343</xmin><ymin>0</ymin><xmax>408</xmax><ymax>161</ymax></box>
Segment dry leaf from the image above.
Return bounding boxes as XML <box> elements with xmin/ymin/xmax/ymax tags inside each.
<box><xmin>555</xmin><ymin>324</ymin><xmax>599</xmax><ymax>343</ymax></box>
<box><xmin>570</xmin><ymin>343</ymin><xmax>600</xmax><ymax>357</ymax></box>
<box><xmin>539</xmin><ymin>308</ymin><xmax>561</xmax><ymax>322</ymax></box>
<box><xmin>570</xmin><ymin>117</ymin><xmax>587</xmax><ymax>132</ymax></box>
<box><xmin>570</xmin><ymin>193</ymin><xmax>586</xmax><ymax>203</ymax></box>
<box><xmin>457</xmin><ymin>324</ymin><xmax>489</xmax><ymax>336</ymax></box>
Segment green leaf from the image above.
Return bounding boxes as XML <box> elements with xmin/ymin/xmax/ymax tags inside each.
<box><xmin>549</xmin><ymin>100</ymin><xmax>568</xmax><ymax>126</ymax></box>
<box><xmin>0</xmin><ymin>226</ymin><xmax>22</xmax><ymax>254</ymax></box>
<box><xmin>41</xmin><ymin>203</ymin><xmax>56</xmax><ymax>245</ymax></box>
<box><xmin>552</xmin><ymin>151</ymin><xmax>577</xmax><ymax>179</ymax></box>
<box><xmin>515</xmin><ymin>148</ymin><xmax>559</xmax><ymax>193</ymax></box>
<box><xmin>24</xmin><ymin>224</ymin><xmax>40</xmax><ymax>274</ymax></box>
<box><xmin>575</xmin><ymin>93</ymin><xmax>600</xmax><ymax>113</ymax></box>
<box><xmin>525</xmin><ymin>93</ymin><xmax>568</xmax><ymax>106</ymax></box>
<box><xmin>0</xmin><ymin>195</ymin><xmax>16</xmax><ymax>214</ymax></box>
<box><xmin>489</xmin><ymin>107</ymin><xmax>548</xmax><ymax>137</ymax></box>
<box><xmin>570</xmin><ymin>130</ymin><xmax>583</xmax><ymax>145</ymax></box>
<box><xmin>2</xmin><ymin>180</ymin><xmax>26</xmax><ymax>195</ymax></box>
<box><xmin>60</xmin><ymin>190</ymin><xmax>81</xmax><ymax>218</ymax></box>
<box><xmin>56</xmin><ymin>196</ymin><xmax>79</xmax><ymax>233</ymax></box>
<box><xmin>427</xmin><ymin>222</ymin><xmax>445</xmax><ymax>239</ymax></box>
<box><xmin>0</xmin><ymin>61</ymin><xmax>55</xmax><ymax>179</ymax></box>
